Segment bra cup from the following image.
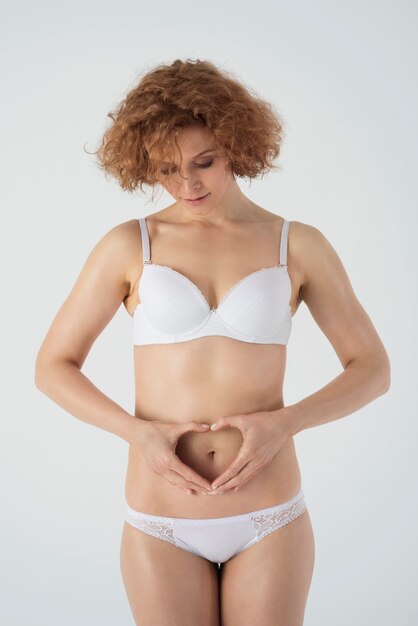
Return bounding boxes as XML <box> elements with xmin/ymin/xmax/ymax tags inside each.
<box><xmin>136</xmin><ymin>265</ymin><xmax>292</xmax><ymax>343</ymax></box>
<box><xmin>217</xmin><ymin>268</ymin><xmax>291</xmax><ymax>337</ymax></box>
<box><xmin>140</xmin><ymin>267</ymin><xmax>209</xmax><ymax>334</ymax></box>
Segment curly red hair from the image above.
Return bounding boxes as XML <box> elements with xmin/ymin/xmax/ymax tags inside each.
<box><xmin>89</xmin><ymin>58</ymin><xmax>286</xmax><ymax>197</ymax></box>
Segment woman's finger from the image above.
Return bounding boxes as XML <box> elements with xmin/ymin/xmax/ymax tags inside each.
<box><xmin>168</xmin><ymin>454</ymin><xmax>213</xmax><ymax>491</ymax></box>
<box><xmin>179</xmin><ymin>420</ymin><xmax>212</xmax><ymax>436</ymax></box>
<box><xmin>164</xmin><ymin>469</ymin><xmax>208</xmax><ymax>495</ymax></box>
<box><xmin>213</xmin><ymin>462</ymin><xmax>260</xmax><ymax>494</ymax></box>
<box><xmin>211</xmin><ymin>451</ymin><xmax>251</xmax><ymax>489</ymax></box>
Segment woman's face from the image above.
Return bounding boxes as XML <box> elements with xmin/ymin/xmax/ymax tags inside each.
<box><xmin>155</xmin><ymin>124</ymin><xmax>235</xmax><ymax>211</ymax></box>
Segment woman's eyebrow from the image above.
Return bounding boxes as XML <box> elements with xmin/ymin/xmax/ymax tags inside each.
<box><xmin>160</xmin><ymin>149</ymin><xmax>215</xmax><ymax>165</ymax></box>
<box><xmin>192</xmin><ymin>148</ymin><xmax>215</xmax><ymax>158</ymax></box>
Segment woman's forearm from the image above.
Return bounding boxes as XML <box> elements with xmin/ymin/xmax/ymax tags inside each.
<box><xmin>35</xmin><ymin>359</ymin><xmax>143</xmax><ymax>445</ymax></box>
<box><xmin>280</xmin><ymin>357</ymin><xmax>391</xmax><ymax>436</ymax></box>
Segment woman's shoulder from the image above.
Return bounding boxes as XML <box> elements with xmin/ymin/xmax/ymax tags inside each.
<box><xmin>258</xmin><ymin>214</ymin><xmax>332</xmax><ymax>277</ymax></box>
<box><xmin>255</xmin><ymin>207</ymin><xmax>325</xmax><ymax>243</ymax></box>
<box><xmin>286</xmin><ymin>219</ymin><xmax>349</xmax><ymax>297</ymax></box>
<box><xmin>286</xmin><ymin>219</ymin><xmax>331</xmax><ymax>256</ymax></box>
<box><xmin>95</xmin><ymin>217</ymin><xmax>140</xmax><ymax>237</ymax></box>
<box><xmin>87</xmin><ymin>218</ymin><xmax>144</xmax><ymax>280</ymax></box>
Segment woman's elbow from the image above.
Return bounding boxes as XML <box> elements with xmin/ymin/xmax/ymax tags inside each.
<box><xmin>34</xmin><ymin>349</ymin><xmax>70</xmax><ymax>391</ymax></box>
<box><xmin>34</xmin><ymin>351</ymin><xmax>53</xmax><ymax>390</ymax></box>
<box><xmin>375</xmin><ymin>349</ymin><xmax>391</xmax><ymax>394</ymax></box>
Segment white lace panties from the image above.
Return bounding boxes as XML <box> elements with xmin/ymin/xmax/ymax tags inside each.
<box><xmin>125</xmin><ymin>488</ymin><xmax>307</xmax><ymax>564</ymax></box>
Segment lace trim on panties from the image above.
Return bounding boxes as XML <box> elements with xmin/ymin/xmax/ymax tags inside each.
<box><xmin>124</xmin><ymin>514</ymin><xmax>205</xmax><ymax>557</ymax></box>
<box><xmin>250</xmin><ymin>497</ymin><xmax>307</xmax><ymax>537</ymax></box>
<box><xmin>126</xmin><ymin>517</ymin><xmax>177</xmax><ymax>545</ymax></box>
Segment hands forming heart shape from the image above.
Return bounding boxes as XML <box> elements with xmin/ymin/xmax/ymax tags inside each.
<box><xmin>135</xmin><ymin>409</ymin><xmax>292</xmax><ymax>496</ymax></box>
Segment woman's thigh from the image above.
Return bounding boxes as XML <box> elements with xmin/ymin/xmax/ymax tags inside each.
<box><xmin>219</xmin><ymin>510</ymin><xmax>315</xmax><ymax>626</ymax></box>
<box><xmin>120</xmin><ymin>521</ymin><xmax>221</xmax><ymax>626</ymax></box>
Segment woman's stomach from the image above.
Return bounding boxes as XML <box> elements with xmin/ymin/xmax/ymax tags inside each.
<box><xmin>126</xmin><ymin>340</ymin><xmax>301</xmax><ymax>517</ymax></box>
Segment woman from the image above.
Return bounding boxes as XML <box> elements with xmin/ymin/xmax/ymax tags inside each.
<box><xmin>35</xmin><ymin>58</ymin><xmax>391</xmax><ymax>626</ymax></box>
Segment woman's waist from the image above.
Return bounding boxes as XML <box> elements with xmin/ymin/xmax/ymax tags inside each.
<box><xmin>133</xmin><ymin>341</ymin><xmax>286</xmax><ymax>385</ymax></box>
<box><xmin>134</xmin><ymin>352</ymin><xmax>285</xmax><ymax>411</ymax></box>
<box><xmin>134</xmin><ymin>384</ymin><xmax>286</xmax><ymax>427</ymax></box>
<box><xmin>125</xmin><ymin>437</ymin><xmax>301</xmax><ymax>518</ymax></box>
<box><xmin>133</xmin><ymin>394</ymin><xmax>288</xmax><ymax>472</ymax></box>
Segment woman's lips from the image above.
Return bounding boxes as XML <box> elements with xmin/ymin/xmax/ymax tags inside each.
<box><xmin>184</xmin><ymin>193</ymin><xmax>210</xmax><ymax>204</ymax></box>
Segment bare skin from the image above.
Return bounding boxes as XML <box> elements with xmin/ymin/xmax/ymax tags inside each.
<box><xmin>36</xmin><ymin>124</ymin><xmax>389</xmax><ymax>625</ymax></box>
<box><xmin>120</xmin><ymin>208</ymin><xmax>315</xmax><ymax>626</ymax></box>
<box><xmin>125</xmin><ymin>209</ymin><xmax>304</xmax><ymax>518</ymax></box>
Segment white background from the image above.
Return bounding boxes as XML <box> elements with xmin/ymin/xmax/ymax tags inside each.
<box><xmin>1</xmin><ymin>1</ymin><xmax>417</xmax><ymax>624</ymax></box>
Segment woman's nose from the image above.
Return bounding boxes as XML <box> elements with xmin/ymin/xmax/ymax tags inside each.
<box><xmin>182</xmin><ymin>175</ymin><xmax>202</xmax><ymax>193</ymax></box>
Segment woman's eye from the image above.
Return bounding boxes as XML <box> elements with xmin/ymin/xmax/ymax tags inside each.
<box><xmin>160</xmin><ymin>160</ymin><xmax>213</xmax><ymax>176</ymax></box>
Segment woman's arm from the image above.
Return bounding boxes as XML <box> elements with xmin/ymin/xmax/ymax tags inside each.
<box><xmin>34</xmin><ymin>219</ymin><xmax>144</xmax><ymax>445</ymax></box>
<box><xmin>280</xmin><ymin>221</ymin><xmax>391</xmax><ymax>437</ymax></box>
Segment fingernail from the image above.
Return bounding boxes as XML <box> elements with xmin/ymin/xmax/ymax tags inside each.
<box><xmin>201</xmin><ymin>424</ymin><xmax>210</xmax><ymax>428</ymax></box>
<box><xmin>211</xmin><ymin>423</ymin><xmax>217</xmax><ymax>430</ymax></box>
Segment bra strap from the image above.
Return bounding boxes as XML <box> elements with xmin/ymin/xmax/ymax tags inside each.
<box><xmin>138</xmin><ymin>217</ymin><xmax>151</xmax><ymax>264</ymax></box>
<box><xmin>279</xmin><ymin>219</ymin><xmax>289</xmax><ymax>266</ymax></box>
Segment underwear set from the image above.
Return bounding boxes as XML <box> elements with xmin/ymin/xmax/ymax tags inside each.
<box><xmin>125</xmin><ymin>216</ymin><xmax>307</xmax><ymax>564</ymax></box>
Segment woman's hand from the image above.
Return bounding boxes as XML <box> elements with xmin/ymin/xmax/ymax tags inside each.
<box><xmin>133</xmin><ymin>419</ymin><xmax>214</xmax><ymax>496</ymax></box>
<box><xmin>209</xmin><ymin>410</ymin><xmax>292</xmax><ymax>494</ymax></box>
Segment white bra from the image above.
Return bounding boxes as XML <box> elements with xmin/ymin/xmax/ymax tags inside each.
<box><xmin>133</xmin><ymin>217</ymin><xmax>292</xmax><ymax>346</ymax></box>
